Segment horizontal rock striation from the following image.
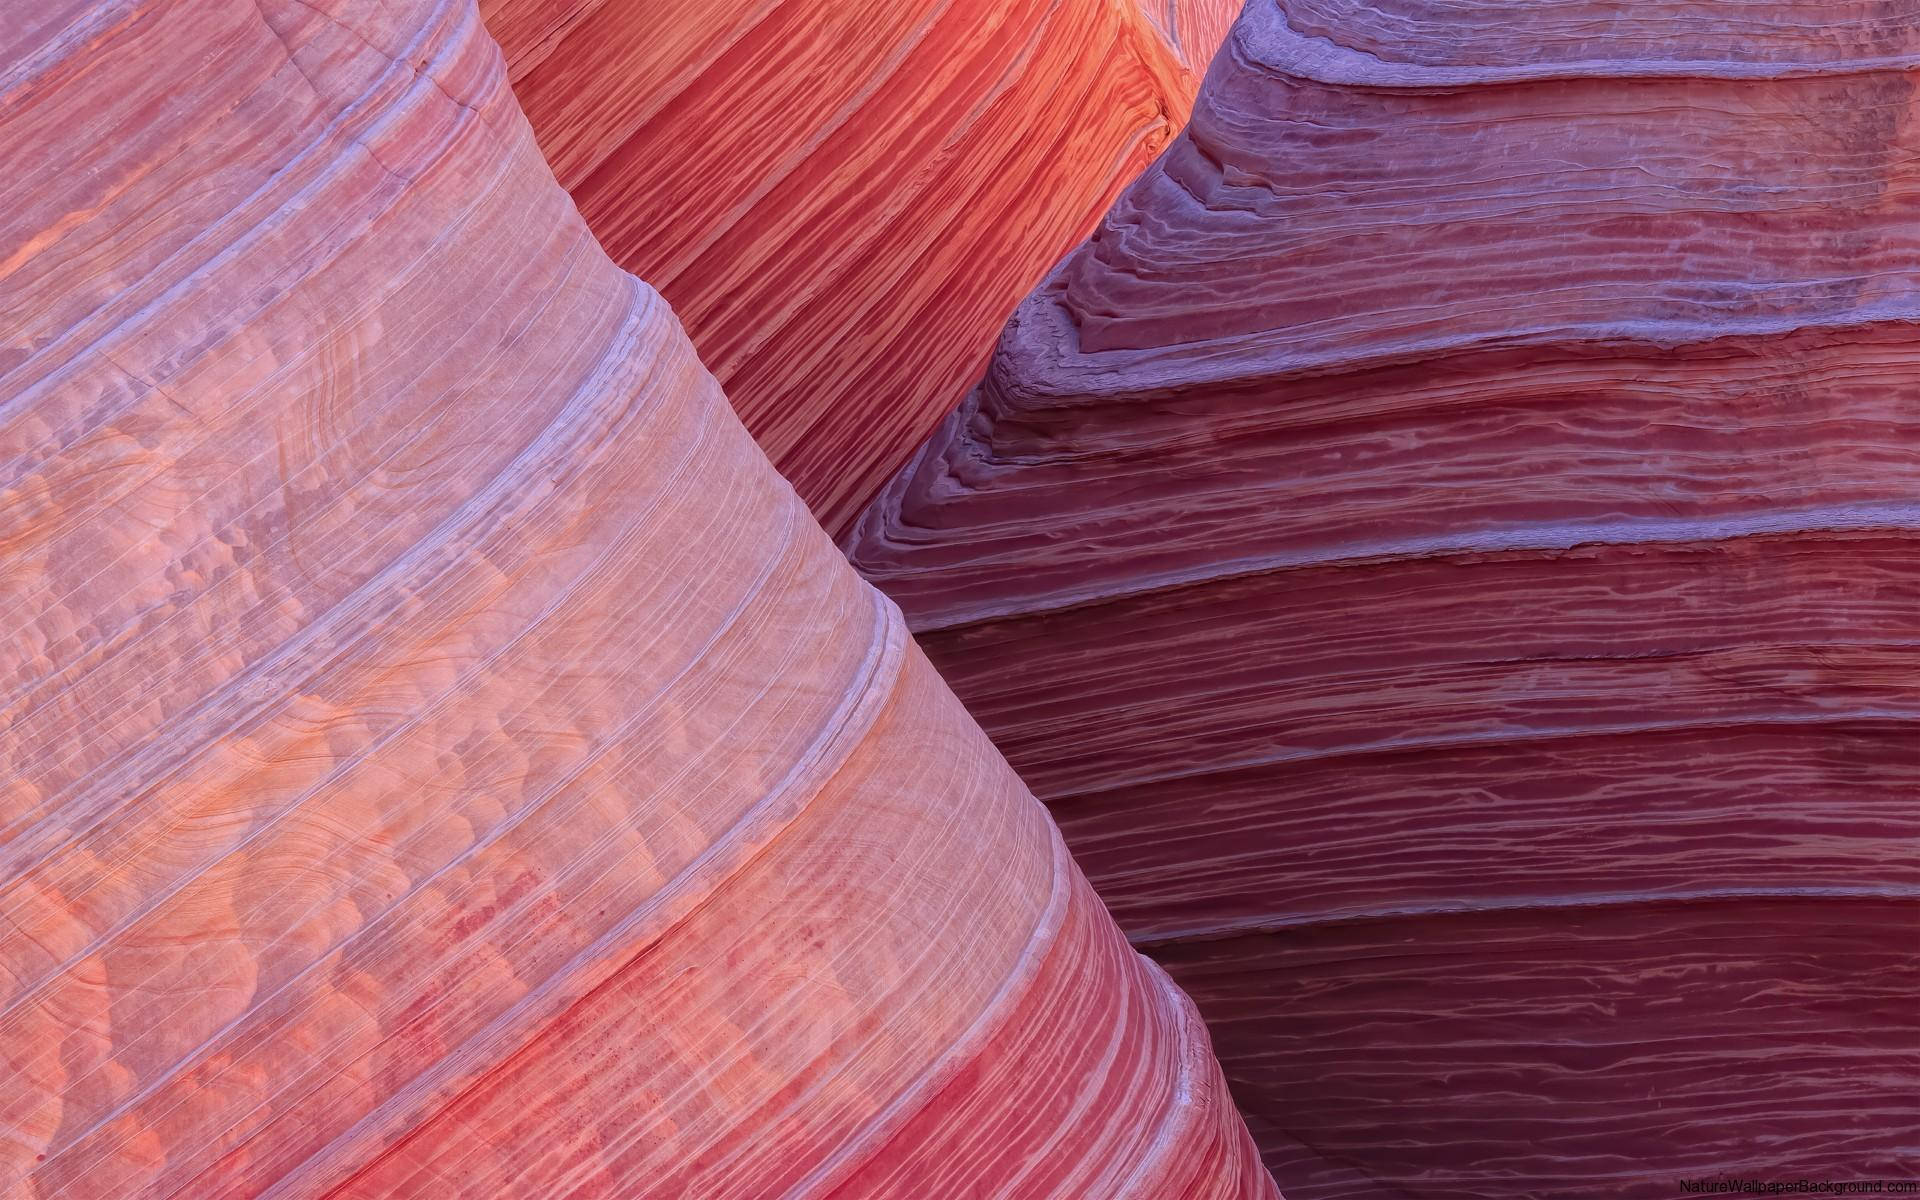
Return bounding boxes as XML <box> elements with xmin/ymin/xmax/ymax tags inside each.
<box><xmin>0</xmin><ymin>2</ymin><xmax>1274</xmax><ymax>1196</ymax></box>
<box><xmin>848</xmin><ymin>1</ymin><xmax>1920</xmax><ymax>1194</ymax></box>
<box><xmin>479</xmin><ymin>0</ymin><xmax>1237</xmax><ymax>534</ymax></box>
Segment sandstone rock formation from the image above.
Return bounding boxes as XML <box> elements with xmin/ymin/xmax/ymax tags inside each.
<box><xmin>479</xmin><ymin>0</ymin><xmax>1238</xmax><ymax>533</ymax></box>
<box><xmin>849</xmin><ymin>2</ymin><xmax>1920</xmax><ymax>1194</ymax></box>
<box><xmin>0</xmin><ymin>2</ymin><xmax>1275</xmax><ymax>1195</ymax></box>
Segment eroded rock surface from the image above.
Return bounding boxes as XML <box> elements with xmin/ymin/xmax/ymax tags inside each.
<box><xmin>849</xmin><ymin>2</ymin><xmax>1920</xmax><ymax>1194</ymax></box>
<box><xmin>480</xmin><ymin>0</ymin><xmax>1237</xmax><ymax>533</ymax></box>
<box><xmin>0</xmin><ymin>2</ymin><xmax>1275</xmax><ymax>1196</ymax></box>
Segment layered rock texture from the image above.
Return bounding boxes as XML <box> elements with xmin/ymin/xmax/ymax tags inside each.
<box><xmin>479</xmin><ymin>0</ymin><xmax>1238</xmax><ymax>533</ymax></box>
<box><xmin>0</xmin><ymin>1</ymin><xmax>1275</xmax><ymax>1196</ymax></box>
<box><xmin>850</xmin><ymin>2</ymin><xmax>1920</xmax><ymax>1194</ymax></box>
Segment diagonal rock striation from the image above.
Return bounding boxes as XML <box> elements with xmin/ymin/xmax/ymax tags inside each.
<box><xmin>479</xmin><ymin>0</ymin><xmax>1239</xmax><ymax>534</ymax></box>
<box><xmin>0</xmin><ymin>1</ymin><xmax>1275</xmax><ymax>1195</ymax></box>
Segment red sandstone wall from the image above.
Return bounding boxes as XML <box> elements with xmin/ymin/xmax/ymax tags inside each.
<box><xmin>849</xmin><ymin>2</ymin><xmax>1920</xmax><ymax>1194</ymax></box>
<box><xmin>0</xmin><ymin>2</ymin><xmax>1275</xmax><ymax>1195</ymax></box>
<box><xmin>480</xmin><ymin>0</ymin><xmax>1235</xmax><ymax>533</ymax></box>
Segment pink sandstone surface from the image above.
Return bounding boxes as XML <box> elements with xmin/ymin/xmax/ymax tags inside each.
<box><xmin>0</xmin><ymin>1</ymin><xmax>1276</xmax><ymax>1196</ymax></box>
<box><xmin>849</xmin><ymin>1</ymin><xmax>1920</xmax><ymax>1195</ymax></box>
<box><xmin>479</xmin><ymin>0</ymin><xmax>1240</xmax><ymax>534</ymax></box>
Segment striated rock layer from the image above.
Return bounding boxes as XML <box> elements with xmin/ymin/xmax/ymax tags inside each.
<box><xmin>0</xmin><ymin>2</ymin><xmax>1275</xmax><ymax>1196</ymax></box>
<box><xmin>849</xmin><ymin>1</ymin><xmax>1920</xmax><ymax>1194</ymax></box>
<box><xmin>479</xmin><ymin>0</ymin><xmax>1238</xmax><ymax>534</ymax></box>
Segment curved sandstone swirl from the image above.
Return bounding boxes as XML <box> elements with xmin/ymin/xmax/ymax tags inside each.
<box><xmin>479</xmin><ymin>0</ymin><xmax>1240</xmax><ymax>534</ymax></box>
<box><xmin>0</xmin><ymin>2</ymin><xmax>1275</xmax><ymax>1196</ymax></box>
<box><xmin>850</xmin><ymin>1</ymin><xmax>1920</xmax><ymax>1194</ymax></box>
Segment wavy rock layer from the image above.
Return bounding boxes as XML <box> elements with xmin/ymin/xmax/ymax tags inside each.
<box><xmin>479</xmin><ymin>0</ymin><xmax>1238</xmax><ymax>534</ymax></box>
<box><xmin>849</xmin><ymin>2</ymin><xmax>1920</xmax><ymax>1194</ymax></box>
<box><xmin>0</xmin><ymin>2</ymin><xmax>1275</xmax><ymax>1196</ymax></box>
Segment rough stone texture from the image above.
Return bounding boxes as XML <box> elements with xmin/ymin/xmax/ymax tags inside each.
<box><xmin>0</xmin><ymin>2</ymin><xmax>1277</xmax><ymax>1196</ymax></box>
<box><xmin>848</xmin><ymin>2</ymin><xmax>1920</xmax><ymax>1195</ymax></box>
<box><xmin>479</xmin><ymin>0</ymin><xmax>1239</xmax><ymax>534</ymax></box>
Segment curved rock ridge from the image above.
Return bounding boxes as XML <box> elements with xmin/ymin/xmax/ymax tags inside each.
<box><xmin>477</xmin><ymin>0</ymin><xmax>1238</xmax><ymax>535</ymax></box>
<box><xmin>848</xmin><ymin>1</ymin><xmax>1920</xmax><ymax>1194</ymax></box>
<box><xmin>1251</xmin><ymin>0</ymin><xmax>1920</xmax><ymax>79</ymax></box>
<box><xmin>0</xmin><ymin>2</ymin><xmax>1276</xmax><ymax>1197</ymax></box>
